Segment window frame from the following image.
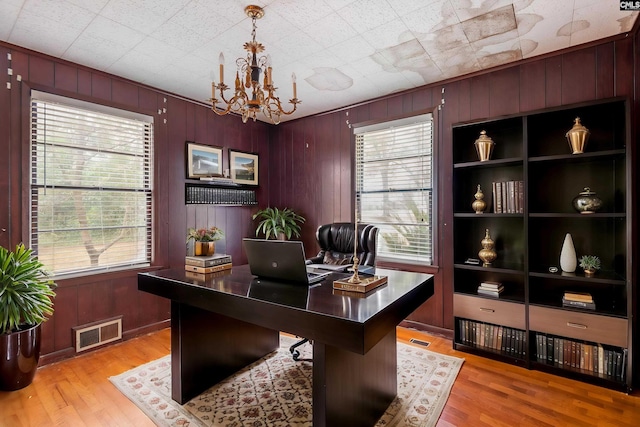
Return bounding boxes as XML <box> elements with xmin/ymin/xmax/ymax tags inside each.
<box><xmin>29</xmin><ymin>90</ymin><xmax>154</xmax><ymax>279</ymax></box>
<box><xmin>353</xmin><ymin>111</ymin><xmax>436</xmax><ymax>267</ymax></box>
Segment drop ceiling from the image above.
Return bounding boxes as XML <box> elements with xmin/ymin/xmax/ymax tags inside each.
<box><xmin>1</xmin><ymin>0</ymin><xmax>637</xmax><ymax>123</ymax></box>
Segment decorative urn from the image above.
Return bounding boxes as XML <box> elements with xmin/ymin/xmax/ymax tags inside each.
<box><xmin>565</xmin><ymin>117</ymin><xmax>590</xmax><ymax>154</ymax></box>
<box><xmin>478</xmin><ymin>229</ymin><xmax>497</xmax><ymax>266</ymax></box>
<box><xmin>572</xmin><ymin>187</ymin><xmax>602</xmax><ymax>214</ymax></box>
<box><xmin>474</xmin><ymin>130</ymin><xmax>495</xmax><ymax>162</ymax></box>
<box><xmin>472</xmin><ymin>184</ymin><xmax>486</xmax><ymax>214</ymax></box>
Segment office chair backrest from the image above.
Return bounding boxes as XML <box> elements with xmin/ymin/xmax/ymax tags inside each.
<box><xmin>314</xmin><ymin>222</ymin><xmax>378</xmax><ymax>267</ymax></box>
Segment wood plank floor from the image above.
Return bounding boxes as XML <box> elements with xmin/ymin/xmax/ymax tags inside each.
<box><xmin>1</xmin><ymin>327</ymin><xmax>638</xmax><ymax>426</ymax></box>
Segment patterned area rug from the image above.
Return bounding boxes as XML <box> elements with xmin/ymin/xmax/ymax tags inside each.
<box><xmin>110</xmin><ymin>335</ymin><xmax>463</xmax><ymax>427</ymax></box>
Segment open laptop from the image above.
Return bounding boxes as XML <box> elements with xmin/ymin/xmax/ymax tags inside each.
<box><xmin>243</xmin><ymin>238</ymin><xmax>331</xmax><ymax>285</ymax></box>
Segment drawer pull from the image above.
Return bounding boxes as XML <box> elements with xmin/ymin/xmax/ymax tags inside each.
<box><xmin>479</xmin><ymin>307</ymin><xmax>495</xmax><ymax>313</ymax></box>
<box><xmin>567</xmin><ymin>322</ymin><xmax>587</xmax><ymax>329</ymax></box>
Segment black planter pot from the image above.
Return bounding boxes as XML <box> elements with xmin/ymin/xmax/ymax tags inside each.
<box><xmin>0</xmin><ymin>323</ymin><xmax>42</xmax><ymax>391</ymax></box>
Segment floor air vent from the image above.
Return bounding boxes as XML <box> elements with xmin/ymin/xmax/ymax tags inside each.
<box><xmin>409</xmin><ymin>338</ymin><xmax>430</xmax><ymax>347</ymax></box>
<box><xmin>73</xmin><ymin>316</ymin><xmax>123</xmax><ymax>352</ymax></box>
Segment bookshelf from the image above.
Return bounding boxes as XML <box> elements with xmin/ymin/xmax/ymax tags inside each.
<box><xmin>185</xmin><ymin>181</ymin><xmax>257</xmax><ymax>205</ymax></box>
<box><xmin>451</xmin><ymin>98</ymin><xmax>632</xmax><ymax>391</ymax></box>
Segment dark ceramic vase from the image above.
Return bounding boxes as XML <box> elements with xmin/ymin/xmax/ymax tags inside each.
<box><xmin>0</xmin><ymin>323</ymin><xmax>41</xmax><ymax>391</ymax></box>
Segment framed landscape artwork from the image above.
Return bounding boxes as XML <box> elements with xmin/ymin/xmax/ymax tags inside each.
<box><xmin>186</xmin><ymin>142</ymin><xmax>223</xmax><ymax>178</ymax></box>
<box><xmin>229</xmin><ymin>150</ymin><xmax>259</xmax><ymax>185</ymax></box>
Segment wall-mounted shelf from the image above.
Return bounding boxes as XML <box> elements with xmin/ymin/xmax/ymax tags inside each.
<box><xmin>185</xmin><ymin>182</ymin><xmax>257</xmax><ymax>205</ymax></box>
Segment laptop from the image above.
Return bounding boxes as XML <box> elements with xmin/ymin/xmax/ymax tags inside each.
<box><xmin>243</xmin><ymin>238</ymin><xmax>331</xmax><ymax>285</ymax></box>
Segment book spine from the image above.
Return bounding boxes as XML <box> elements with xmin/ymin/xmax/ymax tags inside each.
<box><xmin>495</xmin><ymin>182</ymin><xmax>503</xmax><ymax>213</ymax></box>
<box><xmin>184</xmin><ymin>263</ymin><xmax>232</xmax><ymax>274</ymax></box>
<box><xmin>185</xmin><ymin>256</ymin><xmax>232</xmax><ymax>267</ymax></box>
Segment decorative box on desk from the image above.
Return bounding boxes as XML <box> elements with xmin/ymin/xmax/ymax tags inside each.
<box><xmin>185</xmin><ymin>181</ymin><xmax>257</xmax><ymax>205</ymax></box>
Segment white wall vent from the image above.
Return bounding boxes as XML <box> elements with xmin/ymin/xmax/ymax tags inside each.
<box><xmin>73</xmin><ymin>316</ymin><xmax>123</xmax><ymax>352</ymax></box>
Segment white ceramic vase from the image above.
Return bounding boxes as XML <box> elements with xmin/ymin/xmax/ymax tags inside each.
<box><xmin>559</xmin><ymin>233</ymin><xmax>577</xmax><ymax>273</ymax></box>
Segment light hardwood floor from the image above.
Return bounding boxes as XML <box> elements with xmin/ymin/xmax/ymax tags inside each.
<box><xmin>1</xmin><ymin>327</ymin><xmax>639</xmax><ymax>426</ymax></box>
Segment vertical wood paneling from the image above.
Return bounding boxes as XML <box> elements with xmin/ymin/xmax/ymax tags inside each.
<box><xmin>54</xmin><ymin>62</ymin><xmax>77</xmax><ymax>93</ymax></box>
<box><xmin>78</xmin><ymin>69</ymin><xmax>91</xmax><ymax>96</ymax></box>
<box><xmin>469</xmin><ymin>75</ymin><xmax>490</xmax><ymax>120</ymax></box>
<box><xmin>28</xmin><ymin>56</ymin><xmax>54</xmax><ymax>87</ymax></box>
<box><xmin>489</xmin><ymin>67</ymin><xmax>520</xmax><ymax>117</ymax></box>
<box><xmin>519</xmin><ymin>61</ymin><xmax>546</xmax><ymax>112</ymax></box>
<box><xmin>595</xmin><ymin>43</ymin><xmax>615</xmax><ymax>99</ymax></box>
<box><xmin>561</xmin><ymin>48</ymin><xmax>597</xmax><ymax>105</ymax></box>
<box><xmin>545</xmin><ymin>56</ymin><xmax>563</xmax><ymax>107</ymax></box>
<box><xmin>91</xmin><ymin>73</ymin><xmax>111</xmax><ymax>101</ymax></box>
<box><xmin>0</xmin><ymin>47</ymin><xmax>9</xmax><ymax>249</ymax></box>
<box><xmin>456</xmin><ymin>79</ymin><xmax>471</xmax><ymax>123</ymax></box>
<box><xmin>614</xmin><ymin>37</ymin><xmax>635</xmax><ymax>98</ymax></box>
<box><xmin>112</xmin><ymin>80</ymin><xmax>138</xmax><ymax>107</ymax></box>
<box><xmin>51</xmin><ymin>286</ymin><xmax>78</xmax><ymax>351</ymax></box>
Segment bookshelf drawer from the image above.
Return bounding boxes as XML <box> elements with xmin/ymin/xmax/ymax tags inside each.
<box><xmin>454</xmin><ymin>294</ymin><xmax>525</xmax><ymax>329</ymax></box>
<box><xmin>529</xmin><ymin>306</ymin><xmax>627</xmax><ymax>348</ymax></box>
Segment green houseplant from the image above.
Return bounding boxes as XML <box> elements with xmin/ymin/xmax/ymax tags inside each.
<box><xmin>0</xmin><ymin>243</ymin><xmax>56</xmax><ymax>391</ymax></box>
<box><xmin>252</xmin><ymin>207</ymin><xmax>306</xmax><ymax>240</ymax></box>
<box><xmin>578</xmin><ymin>255</ymin><xmax>601</xmax><ymax>276</ymax></box>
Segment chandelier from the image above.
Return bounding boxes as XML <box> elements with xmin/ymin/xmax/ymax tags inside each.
<box><xmin>210</xmin><ymin>5</ymin><xmax>301</xmax><ymax>125</ymax></box>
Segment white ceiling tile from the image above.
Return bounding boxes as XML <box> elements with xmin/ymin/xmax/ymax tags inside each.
<box><xmin>301</xmin><ymin>12</ymin><xmax>359</xmax><ymax>48</ymax></box>
<box><xmin>1</xmin><ymin>0</ymin><xmax>636</xmax><ymax>122</ymax></box>
<box><xmin>337</xmin><ymin>0</ymin><xmax>400</xmax><ymax>33</ymax></box>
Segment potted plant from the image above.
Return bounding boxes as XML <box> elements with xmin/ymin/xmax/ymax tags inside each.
<box><xmin>1</xmin><ymin>243</ymin><xmax>56</xmax><ymax>391</ymax></box>
<box><xmin>187</xmin><ymin>226</ymin><xmax>224</xmax><ymax>256</ymax></box>
<box><xmin>578</xmin><ymin>255</ymin><xmax>601</xmax><ymax>276</ymax></box>
<box><xmin>252</xmin><ymin>207</ymin><xmax>305</xmax><ymax>240</ymax></box>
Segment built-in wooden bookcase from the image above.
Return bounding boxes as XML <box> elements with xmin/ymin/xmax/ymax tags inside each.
<box><xmin>452</xmin><ymin>98</ymin><xmax>632</xmax><ymax>391</ymax></box>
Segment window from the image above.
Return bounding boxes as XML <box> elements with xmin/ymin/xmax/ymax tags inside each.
<box><xmin>355</xmin><ymin>114</ymin><xmax>433</xmax><ymax>265</ymax></box>
<box><xmin>30</xmin><ymin>91</ymin><xmax>153</xmax><ymax>277</ymax></box>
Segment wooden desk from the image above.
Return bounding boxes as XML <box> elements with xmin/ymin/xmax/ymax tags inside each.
<box><xmin>138</xmin><ymin>265</ymin><xmax>433</xmax><ymax>427</ymax></box>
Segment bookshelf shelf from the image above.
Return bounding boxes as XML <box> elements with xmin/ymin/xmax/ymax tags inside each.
<box><xmin>451</xmin><ymin>98</ymin><xmax>632</xmax><ymax>392</ymax></box>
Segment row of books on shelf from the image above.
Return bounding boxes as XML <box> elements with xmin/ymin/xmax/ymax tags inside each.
<box><xmin>562</xmin><ymin>291</ymin><xmax>595</xmax><ymax>310</ymax></box>
<box><xmin>534</xmin><ymin>333</ymin><xmax>626</xmax><ymax>380</ymax></box>
<box><xmin>185</xmin><ymin>253</ymin><xmax>232</xmax><ymax>274</ymax></box>
<box><xmin>477</xmin><ymin>281</ymin><xmax>504</xmax><ymax>298</ymax></box>
<box><xmin>186</xmin><ymin>186</ymin><xmax>257</xmax><ymax>205</ymax></box>
<box><xmin>492</xmin><ymin>180</ymin><xmax>524</xmax><ymax>213</ymax></box>
<box><xmin>458</xmin><ymin>319</ymin><xmax>526</xmax><ymax>358</ymax></box>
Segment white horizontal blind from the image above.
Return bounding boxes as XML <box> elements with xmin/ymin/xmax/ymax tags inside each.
<box><xmin>30</xmin><ymin>92</ymin><xmax>153</xmax><ymax>277</ymax></box>
<box><xmin>355</xmin><ymin>114</ymin><xmax>433</xmax><ymax>264</ymax></box>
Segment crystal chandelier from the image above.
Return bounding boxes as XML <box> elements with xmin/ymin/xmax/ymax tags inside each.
<box><xmin>210</xmin><ymin>5</ymin><xmax>301</xmax><ymax>125</ymax></box>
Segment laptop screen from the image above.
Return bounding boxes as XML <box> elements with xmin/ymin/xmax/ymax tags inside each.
<box><xmin>243</xmin><ymin>238</ymin><xmax>329</xmax><ymax>285</ymax></box>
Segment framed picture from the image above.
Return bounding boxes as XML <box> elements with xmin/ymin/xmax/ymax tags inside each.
<box><xmin>229</xmin><ymin>149</ymin><xmax>259</xmax><ymax>185</ymax></box>
<box><xmin>186</xmin><ymin>142</ymin><xmax>223</xmax><ymax>178</ymax></box>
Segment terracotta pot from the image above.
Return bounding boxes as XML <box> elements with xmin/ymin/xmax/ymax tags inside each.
<box><xmin>0</xmin><ymin>323</ymin><xmax>41</xmax><ymax>391</ymax></box>
<box><xmin>194</xmin><ymin>241</ymin><xmax>215</xmax><ymax>256</ymax></box>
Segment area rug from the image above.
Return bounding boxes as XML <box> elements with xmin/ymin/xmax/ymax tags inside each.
<box><xmin>110</xmin><ymin>335</ymin><xmax>463</xmax><ymax>427</ymax></box>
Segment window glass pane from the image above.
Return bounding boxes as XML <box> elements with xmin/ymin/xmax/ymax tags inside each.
<box><xmin>355</xmin><ymin>114</ymin><xmax>433</xmax><ymax>264</ymax></box>
<box><xmin>30</xmin><ymin>92</ymin><xmax>153</xmax><ymax>277</ymax></box>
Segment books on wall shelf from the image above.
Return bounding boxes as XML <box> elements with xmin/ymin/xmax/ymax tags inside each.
<box><xmin>562</xmin><ymin>291</ymin><xmax>595</xmax><ymax>310</ymax></box>
<box><xmin>492</xmin><ymin>180</ymin><xmax>524</xmax><ymax>213</ymax></box>
<box><xmin>458</xmin><ymin>319</ymin><xmax>526</xmax><ymax>358</ymax></box>
<box><xmin>534</xmin><ymin>332</ymin><xmax>626</xmax><ymax>380</ymax></box>
<box><xmin>477</xmin><ymin>281</ymin><xmax>504</xmax><ymax>298</ymax></box>
<box><xmin>185</xmin><ymin>253</ymin><xmax>232</xmax><ymax>274</ymax></box>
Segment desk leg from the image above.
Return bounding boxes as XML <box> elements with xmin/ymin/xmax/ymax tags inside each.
<box><xmin>312</xmin><ymin>328</ymin><xmax>397</xmax><ymax>427</ymax></box>
<box><xmin>171</xmin><ymin>301</ymin><xmax>279</xmax><ymax>404</ymax></box>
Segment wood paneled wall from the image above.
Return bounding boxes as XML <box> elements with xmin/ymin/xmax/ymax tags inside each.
<box><xmin>270</xmin><ymin>36</ymin><xmax>638</xmax><ymax>334</ymax></box>
<box><xmin>0</xmin><ymin>31</ymin><xmax>637</xmax><ymax>371</ymax></box>
<box><xmin>0</xmin><ymin>42</ymin><xmax>270</xmax><ymax>363</ymax></box>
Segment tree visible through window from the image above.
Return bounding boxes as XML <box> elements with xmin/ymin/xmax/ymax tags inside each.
<box><xmin>355</xmin><ymin>114</ymin><xmax>433</xmax><ymax>265</ymax></box>
<box><xmin>30</xmin><ymin>91</ymin><xmax>153</xmax><ymax>277</ymax></box>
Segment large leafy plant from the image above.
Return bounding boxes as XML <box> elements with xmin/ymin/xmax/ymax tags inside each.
<box><xmin>252</xmin><ymin>207</ymin><xmax>306</xmax><ymax>240</ymax></box>
<box><xmin>0</xmin><ymin>243</ymin><xmax>56</xmax><ymax>335</ymax></box>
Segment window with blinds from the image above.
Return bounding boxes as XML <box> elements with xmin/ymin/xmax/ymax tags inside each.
<box><xmin>30</xmin><ymin>91</ymin><xmax>153</xmax><ymax>277</ymax></box>
<box><xmin>355</xmin><ymin>114</ymin><xmax>433</xmax><ymax>265</ymax></box>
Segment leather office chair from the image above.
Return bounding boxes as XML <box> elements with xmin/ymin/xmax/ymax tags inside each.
<box><xmin>306</xmin><ymin>222</ymin><xmax>379</xmax><ymax>267</ymax></box>
<box><xmin>290</xmin><ymin>222</ymin><xmax>379</xmax><ymax>360</ymax></box>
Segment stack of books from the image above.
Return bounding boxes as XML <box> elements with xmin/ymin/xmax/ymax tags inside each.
<box><xmin>185</xmin><ymin>253</ymin><xmax>232</xmax><ymax>274</ymax></box>
<box><xmin>477</xmin><ymin>281</ymin><xmax>504</xmax><ymax>297</ymax></box>
<box><xmin>562</xmin><ymin>291</ymin><xmax>595</xmax><ymax>310</ymax></box>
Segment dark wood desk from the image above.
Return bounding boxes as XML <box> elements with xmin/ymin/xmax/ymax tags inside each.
<box><xmin>138</xmin><ymin>265</ymin><xmax>433</xmax><ymax>427</ymax></box>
